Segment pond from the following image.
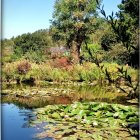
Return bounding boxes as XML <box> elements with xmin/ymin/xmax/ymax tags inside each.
<box><xmin>2</xmin><ymin>83</ymin><xmax>137</xmax><ymax>108</ymax></box>
<box><xmin>1</xmin><ymin>83</ymin><xmax>138</xmax><ymax>140</ymax></box>
<box><xmin>1</xmin><ymin>103</ymin><xmax>53</xmax><ymax>140</ymax></box>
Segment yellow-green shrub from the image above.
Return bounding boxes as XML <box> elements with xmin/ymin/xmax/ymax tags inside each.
<box><xmin>2</xmin><ymin>62</ymin><xmax>17</xmax><ymax>82</ymax></box>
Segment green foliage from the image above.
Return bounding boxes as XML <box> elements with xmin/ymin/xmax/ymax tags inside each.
<box><xmin>98</xmin><ymin>0</ymin><xmax>138</xmax><ymax>51</ymax></box>
<box><xmin>102</xmin><ymin>43</ymin><xmax>129</xmax><ymax>64</ymax></box>
<box><xmin>2</xmin><ymin>62</ymin><xmax>17</xmax><ymax>82</ymax></box>
<box><xmin>9</xmin><ymin>29</ymin><xmax>54</xmax><ymax>62</ymax></box>
<box><xmin>2</xmin><ymin>60</ymin><xmax>137</xmax><ymax>88</ymax></box>
<box><xmin>71</xmin><ymin>63</ymin><xmax>105</xmax><ymax>82</ymax></box>
<box><xmin>97</xmin><ymin>0</ymin><xmax>139</xmax><ymax>67</ymax></box>
<box><xmin>33</xmin><ymin>102</ymin><xmax>138</xmax><ymax>139</ymax></box>
<box><xmin>24</xmin><ymin>51</ymin><xmax>46</xmax><ymax>63</ymax></box>
<box><xmin>51</xmin><ymin>0</ymin><xmax>102</xmax><ymax>63</ymax></box>
<box><xmin>2</xmin><ymin>39</ymin><xmax>14</xmax><ymax>63</ymax></box>
<box><xmin>51</xmin><ymin>68</ymin><xmax>64</xmax><ymax>82</ymax></box>
<box><xmin>81</xmin><ymin>43</ymin><xmax>102</xmax><ymax>62</ymax></box>
<box><xmin>100</xmin><ymin>28</ymin><xmax>117</xmax><ymax>51</ymax></box>
<box><xmin>11</xmin><ymin>47</ymin><xmax>23</xmax><ymax>61</ymax></box>
<box><xmin>116</xmin><ymin>66</ymin><xmax>139</xmax><ymax>98</ymax></box>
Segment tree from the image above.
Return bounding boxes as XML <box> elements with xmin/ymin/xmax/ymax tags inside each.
<box><xmin>1</xmin><ymin>39</ymin><xmax>14</xmax><ymax>63</ymax></box>
<box><xmin>51</xmin><ymin>0</ymin><xmax>102</xmax><ymax>64</ymax></box>
<box><xmin>98</xmin><ymin>0</ymin><xmax>138</xmax><ymax>51</ymax></box>
<box><xmin>97</xmin><ymin>0</ymin><xmax>139</xmax><ymax>66</ymax></box>
<box><xmin>13</xmin><ymin>29</ymin><xmax>53</xmax><ymax>55</ymax></box>
<box><xmin>12</xmin><ymin>29</ymin><xmax>54</xmax><ymax>62</ymax></box>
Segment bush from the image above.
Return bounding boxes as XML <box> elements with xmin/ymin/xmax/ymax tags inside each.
<box><xmin>25</xmin><ymin>63</ymin><xmax>42</xmax><ymax>81</ymax></box>
<box><xmin>2</xmin><ymin>62</ymin><xmax>17</xmax><ymax>82</ymax></box>
<box><xmin>17</xmin><ymin>60</ymin><xmax>31</xmax><ymax>74</ymax></box>
<box><xmin>50</xmin><ymin>68</ymin><xmax>64</xmax><ymax>82</ymax></box>
<box><xmin>81</xmin><ymin>43</ymin><xmax>102</xmax><ymax>61</ymax></box>
<box><xmin>2</xmin><ymin>60</ymin><xmax>137</xmax><ymax>85</ymax></box>
<box><xmin>24</xmin><ymin>51</ymin><xmax>46</xmax><ymax>63</ymax></box>
<box><xmin>50</xmin><ymin>57</ymin><xmax>71</xmax><ymax>68</ymax></box>
<box><xmin>71</xmin><ymin>63</ymin><xmax>105</xmax><ymax>82</ymax></box>
<box><xmin>102</xmin><ymin>44</ymin><xmax>130</xmax><ymax>64</ymax></box>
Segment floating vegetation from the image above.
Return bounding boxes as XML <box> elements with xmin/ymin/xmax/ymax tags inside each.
<box><xmin>2</xmin><ymin>83</ymin><xmax>136</xmax><ymax>108</ymax></box>
<box><xmin>31</xmin><ymin>102</ymin><xmax>139</xmax><ymax>140</ymax></box>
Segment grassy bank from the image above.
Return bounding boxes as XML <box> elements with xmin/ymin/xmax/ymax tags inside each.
<box><xmin>2</xmin><ymin>59</ymin><xmax>138</xmax><ymax>98</ymax></box>
<box><xmin>2</xmin><ymin>59</ymin><xmax>138</xmax><ymax>84</ymax></box>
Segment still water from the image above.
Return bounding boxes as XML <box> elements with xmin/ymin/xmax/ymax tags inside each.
<box><xmin>1</xmin><ymin>84</ymin><xmax>138</xmax><ymax>140</ymax></box>
<box><xmin>1</xmin><ymin>103</ymin><xmax>52</xmax><ymax>140</ymax></box>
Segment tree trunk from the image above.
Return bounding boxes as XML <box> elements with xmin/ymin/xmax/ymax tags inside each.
<box><xmin>70</xmin><ymin>41</ymin><xmax>81</xmax><ymax>64</ymax></box>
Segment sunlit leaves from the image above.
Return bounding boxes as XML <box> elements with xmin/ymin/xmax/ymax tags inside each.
<box><xmin>32</xmin><ymin>102</ymin><xmax>138</xmax><ymax>139</ymax></box>
<box><xmin>51</xmin><ymin>0</ymin><xmax>101</xmax><ymax>41</ymax></box>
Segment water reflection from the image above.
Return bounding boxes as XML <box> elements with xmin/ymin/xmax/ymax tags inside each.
<box><xmin>1</xmin><ymin>83</ymin><xmax>132</xmax><ymax>109</ymax></box>
<box><xmin>1</xmin><ymin>103</ymin><xmax>53</xmax><ymax>140</ymax></box>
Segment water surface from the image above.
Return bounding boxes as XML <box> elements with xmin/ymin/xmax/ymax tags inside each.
<box><xmin>1</xmin><ymin>103</ymin><xmax>52</xmax><ymax>140</ymax></box>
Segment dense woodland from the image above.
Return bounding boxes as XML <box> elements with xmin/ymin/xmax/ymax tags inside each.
<box><xmin>2</xmin><ymin>0</ymin><xmax>139</xmax><ymax>98</ymax></box>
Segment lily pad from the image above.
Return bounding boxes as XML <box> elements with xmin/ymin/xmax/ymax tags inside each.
<box><xmin>51</xmin><ymin>112</ymin><xmax>61</xmax><ymax>119</ymax></box>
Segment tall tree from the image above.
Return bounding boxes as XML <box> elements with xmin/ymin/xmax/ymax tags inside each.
<box><xmin>98</xmin><ymin>0</ymin><xmax>139</xmax><ymax>66</ymax></box>
<box><xmin>98</xmin><ymin>0</ymin><xmax>139</xmax><ymax>52</ymax></box>
<box><xmin>51</xmin><ymin>0</ymin><xmax>102</xmax><ymax>64</ymax></box>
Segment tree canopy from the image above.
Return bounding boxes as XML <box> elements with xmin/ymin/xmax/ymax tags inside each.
<box><xmin>51</xmin><ymin>0</ymin><xmax>102</xmax><ymax>63</ymax></box>
<box><xmin>99</xmin><ymin>0</ymin><xmax>139</xmax><ymax>52</ymax></box>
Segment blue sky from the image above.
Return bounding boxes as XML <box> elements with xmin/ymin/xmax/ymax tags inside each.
<box><xmin>2</xmin><ymin>0</ymin><xmax>122</xmax><ymax>39</ymax></box>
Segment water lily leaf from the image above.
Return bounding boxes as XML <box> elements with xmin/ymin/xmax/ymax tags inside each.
<box><xmin>92</xmin><ymin>121</ymin><xmax>98</xmax><ymax>126</ymax></box>
<box><xmin>126</xmin><ymin>112</ymin><xmax>137</xmax><ymax>118</ymax></box>
<box><xmin>127</xmin><ymin>116</ymin><xmax>138</xmax><ymax>122</ymax></box>
<box><xmin>113</xmin><ymin>112</ymin><xmax>119</xmax><ymax>118</ymax></box>
<box><xmin>51</xmin><ymin>112</ymin><xmax>61</xmax><ymax>119</ymax></box>
<box><xmin>92</xmin><ymin>134</ymin><xmax>103</xmax><ymax>140</ymax></box>
<box><xmin>31</xmin><ymin>101</ymin><xmax>138</xmax><ymax>140</ymax></box>
<box><xmin>55</xmin><ymin>131</ymin><xmax>65</xmax><ymax>135</ymax></box>
<box><xmin>106</xmin><ymin>111</ymin><xmax>113</xmax><ymax>117</ymax></box>
<box><xmin>89</xmin><ymin>112</ymin><xmax>95</xmax><ymax>116</ymax></box>
<box><xmin>94</xmin><ymin>111</ymin><xmax>102</xmax><ymax>117</ymax></box>
<box><xmin>118</xmin><ymin>112</ymin><xmax>127</xmax><ymax>120</ymax></box>
<box><xmin>36</xmin><ymin>109</ymin><xmax>46</xmax><ymax>114</ymax></box>
<box><xmin>111</xmin><ymin>104</ymin><xmax>120</xmax><ymax>112</ymax></box>
<box><xmin>64</xmin><ymin>106</ymin><xmax>72</xmax><ymax>113</ymax></box>
<box><xmin>61</xmin><ymin>136</ymin><xmax>77</xmax><ymax>140</ymax></box>
<box><xmin>91</xmin><ymin>105</ymin><xmax>100</xmax><ymax>111</ymax></box>
<box><xmin>60</xmin><ymin>112</ymin><xmax>65</xmax><ymax>117</ymax></box>
<box><xmin>71</xmin><ymin>108</ymin><xmax>80</xmax><ymax>115</ymax></box>
<box><xmin>108</xmin><ymin>119</ymin><xmax>119</xmax><ymax>127</ymax></box>
<box><xmin>79</xmin><ymin>110</ymin><xmax>85</xmax><ymax>116</ymax></box>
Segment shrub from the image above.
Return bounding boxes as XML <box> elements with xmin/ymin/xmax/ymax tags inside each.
<box><xmin>51</xmin><ymin>68</ymin><xmax>64</xmax><ymax>82</ymax></box>
<box><xmin>81</xmin><ymin>43</ymin><xmax>102</xmax><ymax>62</ymax></box>
<box><xmin>39</xmin><ymin>64</ymin><xmax>53</xmax><ymax>81</ymax></box>
<box><xmin>2</xmin><ymin>62</ymin><xmax>17</xmax><ymax>82</ymax></box>
<box><xmin>50</xmin><ymin>57</ymin><xmax>71</xmax><ymax>68</ymax></box>
<box><xmin>71</xmin><ymin>63</ymin><xmax>105</xmax><ymax>82</ymax></box>
<box><xmin>102</xmin><ymin>44</ymin><xmax>130</xmax><ymax>64</ymax></box>
<box><xmin>25</xmin><ymin>62</ymin><xmax>42</xmax><ymax>81</ymax></box>
<box><xmin>24</xmin><ymin>51</ymin><xmax>46</xmax><ymax>63</ymax></box>
<box><xmin>17</xmin><ymin>60</ymin><xmax>31</xmax><ymax>74</ymax></box>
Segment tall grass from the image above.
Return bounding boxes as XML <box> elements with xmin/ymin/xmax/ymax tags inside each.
<box><xmin>2</xmin><ymin>60</ymin><xmax>138</xmax><ymax>85</ymax></box>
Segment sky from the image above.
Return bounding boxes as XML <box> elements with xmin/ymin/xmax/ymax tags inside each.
<box><xmin>2</xmin><ymin>0</ymin><xmax>122</xmax><ymax>39</ymax></box>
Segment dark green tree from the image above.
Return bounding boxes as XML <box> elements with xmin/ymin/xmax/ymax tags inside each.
<box><xmin>97</xmin><ymin>0</ymin><xmax>139</xmax><ymax>66</ymax></box>
<box><xmin>12</xmin><ymin>29</ymin><xmax>54</xmax><ymax>62</ymax></box>
<box><xmin>51</xmin><ymin>0</ymin><xmax>102</xmax><ymax>64</ymax></box>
